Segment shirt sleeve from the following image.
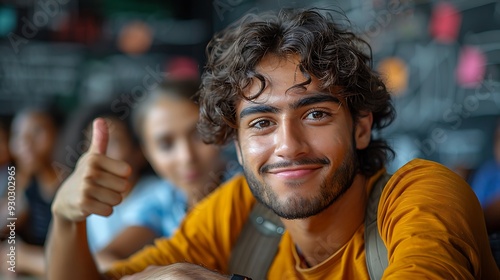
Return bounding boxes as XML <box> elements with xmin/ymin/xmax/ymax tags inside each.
<box><xmin>379</xmin><ymin>159</ymin><xmax>499</xmax><ymax>279</ymax></box>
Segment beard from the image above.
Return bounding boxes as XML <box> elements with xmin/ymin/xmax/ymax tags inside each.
<box><xmin>242</xmin><ymin>139</ymin><xmax>359</xmax><ymax>220</ymax></box>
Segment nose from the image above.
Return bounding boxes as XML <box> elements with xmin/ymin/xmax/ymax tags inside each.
<box><xmin>14</xmin><ymin>134</ymin><xmax>33</xmax><ymax>154</ymax></box>
<box><xmin>177</xmin><ymin>138</ymin><xmax>196</xmax><ymax>165</ymax></box>
<box><xmin>273</xmin><ymin>120</ymin><xmax>309</xmax><ymax>160</ymax></box>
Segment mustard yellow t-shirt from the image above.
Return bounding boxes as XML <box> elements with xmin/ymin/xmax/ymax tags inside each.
<box><xmin>106</xmin><ymin>159</ymin><xmax>500</xmax><ymax>279</ymax></box>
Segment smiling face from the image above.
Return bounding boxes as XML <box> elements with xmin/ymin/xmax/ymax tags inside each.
<box><xmin>141</xmin><ymin>96</ymin><xmax>223</xmax><ymax>200</ymax></box>
<box><xmin>235</xmin><ymin>55</ymin><xmax>373</xmax><ymax>219</ymax></box>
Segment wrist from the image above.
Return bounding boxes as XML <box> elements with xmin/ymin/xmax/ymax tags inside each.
<box><xmin>53</xmin><ymin>212</ymin><xmax>85</xmax><ymax>229</ymax></box>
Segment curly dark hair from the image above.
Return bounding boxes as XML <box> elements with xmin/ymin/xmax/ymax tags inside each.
<box><xmin>198</xmin><ymin>8</ymin><xmax>395</xmax><ymax>176</ymax></box>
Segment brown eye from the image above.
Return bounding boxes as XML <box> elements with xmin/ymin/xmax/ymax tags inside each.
<box><xmin>158</xmin><ymin>139</ymin><xmax>174</xmax><ymax>151</ymax></box>
<box><xmin>306</xmin><ymin>110</ymin><xmax>327</xmax><ymax>120</ymax></box>
<box><xmin>312</xmin><ymin>111</ymin><xmax>324</xmax><ymax>119</ymax></box>
<box><xmin>252</xmin><ymin>119</ymin><xmax>272</xmax><ymax>129</ymax></box>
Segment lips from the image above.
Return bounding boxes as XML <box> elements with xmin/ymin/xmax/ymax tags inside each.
<box><xmin>182</xmin><ymin>170</ymin><xmax>201</xmax><ymax>182</ymax></box>
<box><xmin>268</xmin><ymin>165</ymin><xmax>322</xmax><ymax>179</ymax></box>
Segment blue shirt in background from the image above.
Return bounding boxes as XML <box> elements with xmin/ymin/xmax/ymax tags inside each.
<box><xmin>470</xmin><ymin>160</ymin><xmax>500</xmax><ymax>208</ymax></box>
<box><xmin>86</xmin><ymin>176</ymin><xmax>187</xmax><ymax>253</ymax></box>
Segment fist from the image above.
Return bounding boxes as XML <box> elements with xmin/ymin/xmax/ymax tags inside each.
<box><xmin>52</xmin><ymin>118</ymin><xmax>132</xmax><ymax>222</ymax></box>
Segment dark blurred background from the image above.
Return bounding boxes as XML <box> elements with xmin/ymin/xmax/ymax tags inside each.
<box><xmin>0</xmin><ymin>0</ymin><xmax>499</xmax><ymax>177</ymax></box>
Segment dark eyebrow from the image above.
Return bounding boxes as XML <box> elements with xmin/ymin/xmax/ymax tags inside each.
<box><xmin>239</xmin><ymin>105</ymin><xmax>280</xmax><ymax>119</ymax></box>
<box><xmin>291</xmin><ymin>93</ymin><xmax>341</xmax><ymax>110</ymax></box>
<box><xmin>154</xmin><ymin>132</ymin><xmax>173</xmax><ymax>142</ymax></box>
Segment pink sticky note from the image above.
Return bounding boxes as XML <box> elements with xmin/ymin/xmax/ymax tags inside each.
<box><xmin>429</xmin><ymin>2</ymin><xmax>461</xmax><ymax>44</ymax></box>
<box><xmin>456</xmin><ymin>46</ymin><xmax>486</xmax><ymax>88</ymax></box>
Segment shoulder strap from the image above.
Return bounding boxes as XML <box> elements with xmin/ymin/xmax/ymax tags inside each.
<box><xmin>228</xmin><ymin>202</ymin><xmax>284</xmax><ymax>279</ymax></box>
<box><xmin>365</xmin><ymin>173</ymin><xmax>391</xmax><ymax>280</ymax></box>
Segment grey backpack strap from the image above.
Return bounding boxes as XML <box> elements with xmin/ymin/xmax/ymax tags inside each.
<box><xmin>365</xmin><ymin>173</ymin><xmax>391</xmax><ymax>280</ymax></box>
<box><xmin>228</xmin><ymin>202</ymin><xmax>284</xmax><ymax>279</ymax></box>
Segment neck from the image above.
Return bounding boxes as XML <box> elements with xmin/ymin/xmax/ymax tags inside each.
<box><xmin>187</xmin><ymin>162</ymin><xmax>226</xmax><ymax>208</ymax></box>
<box><xmin>35</xmin><ymin>163</ymin><xmax>59</xmax><ymax>194</ymax></box>
<box><xmin>281</xmin><ymin>174</ymin><xmax>368</xmax><ymax>267</ymax></box>
<box><xmin>36</xmin><ymin>165</ymin><xmax>59</xmax><ymax>188</ymax></box>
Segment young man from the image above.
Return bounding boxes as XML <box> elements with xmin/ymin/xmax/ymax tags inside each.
<box><xmin>47</xmin><ymin>9</ymin><xmax>500</xmax><ymax>279</ymax></box>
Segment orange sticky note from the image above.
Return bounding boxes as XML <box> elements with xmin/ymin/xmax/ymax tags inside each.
<box><xmin>377</xmin><ymin>57</ymin><xmax>409</xmax><ymax>96</ymax></box>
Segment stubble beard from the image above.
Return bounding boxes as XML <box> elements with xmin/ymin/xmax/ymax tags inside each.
<box><xmin>243</xmin><ymin>141</ymin><xmax>359</xmax><ymax>219</ymax></box>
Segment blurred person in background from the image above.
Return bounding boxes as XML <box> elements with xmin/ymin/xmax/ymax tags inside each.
<box><xmin>0</xmin><ymin>118</ymin><xmax>12</xmax><ymax>191</ymax></box>
<box><xmin>0</xmin><ymin>117</ymin><xmax>13</xmax><ymax>216</ymax></box>
<box><xmin>1</xmin><ymin>106</ymin><xmax>63</xmax><ymax>278</ymax></box>
<box><xmin>470</xmin><ymin>119</ymin><xmax>500</xmax><ymax>266</ymax></box>
<box><xmin>131</xmin><ymin>79</ymin><xmax>237</xmax><ymax>207</ymax></box>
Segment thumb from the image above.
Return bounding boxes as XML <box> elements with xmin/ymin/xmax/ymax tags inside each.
<box><xmin>89</xmin><ymin>118</ymin><xmax>109</xmax><ymax>155</ymax></box>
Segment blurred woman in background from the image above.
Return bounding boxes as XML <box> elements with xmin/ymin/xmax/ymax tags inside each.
<box><xmin>131</xmin><ymin>79</ymin><xmax>236</xmax><ymax>208</ymax></box>
<box><xmin>1</xmin><ymin>106</ymin><xmax>62</xmax><ymax>277</ymax></box>
<box><xmin>117</xmin><ymin>78</ymin><xmax>240</xmax><ymax>246</ymax></box>
<box><xmin>0</xmin><ymin>117</ymin><xmax>13</xmax><ymax>221</ymax></box>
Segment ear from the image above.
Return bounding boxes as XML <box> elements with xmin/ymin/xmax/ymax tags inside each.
<box><xmin>234</xmin><ymin>139</ymin><xmax>243</xmax><ymax>165</ymax></box>
<box><xmin>354</xmin><ymin>112</ymin><xmax>373</xmax><ymax>150</ymax></box>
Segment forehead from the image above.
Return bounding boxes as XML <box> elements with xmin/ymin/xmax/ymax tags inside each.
<box><xmin>14</xmin><ymin>112</ymin><xmax>53</xmax><ymax>131</ymax></box>
<box><xmin>248</xmin><ymin>54</ymin><xmax>307</xmax><ymax>96</ymax></box>
<box><xmin>237</xmin><ymin>54</ymin><xmax>337</xmax><ymax>109</ymax></box>
<box><xmin>143</xmin><ymin>97</ymin><xmax>199</xmax><ymax>136</ymax></box>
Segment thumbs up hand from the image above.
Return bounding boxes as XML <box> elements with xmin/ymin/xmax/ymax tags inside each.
<box><xmin>52</xmin><ymin>118</ymin><xmax>132</xmax><ymax>222</ymax></box>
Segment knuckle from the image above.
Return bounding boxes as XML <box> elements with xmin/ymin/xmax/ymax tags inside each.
<box><xmin>106</xmin><ymin>193</ymin><xmax>119</xmax><ymax>206</ymax></box>
<box><xmin>116</xmin><ymin>180</ymin><xmax>129</xmax><ymax>192</ymax></box>
<box><xmin>85</xmin><ymin>154</ymin><xmax>101</xmax><ymax>168</ymax></box>
<box><xmin>83</xmin><ymin>169</ymin><xmax>101</xmax><ymax>183</ymax></box>
<box><xmin>77</xmin><ymin>201</ymin><xmax>94</xmax><ymax>218</ymax></box>
<box><xmin>76</xmin><ymin>196</ymin><xmax>90</xmax><ymax>209</ymax></box>
<box><xmin>100</xmin><ymin>206</ymin><xmax>113</xmax><ymax>217</ymax></box>
<box><xmin>119</xmin><ymin>163</ymin><xmax>132</xmax><ymax>177</ymax></box>
<box><xmin>110</xmin><ymin>198</ymin><xmax>121</xmax><ymax>207</ymax></box>
<box><xmin>112</xmin><ymin>193</ymin><xmax>123</xmax><ymax>205</ymax></box>
<box><xmin>81</xmin><ymin>183</ymin><xmax>98</xmax><ymax>199</ymax></box>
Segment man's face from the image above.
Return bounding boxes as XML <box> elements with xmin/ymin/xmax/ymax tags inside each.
<box><xmin>235</xmin><ymin>54</ymin><xmax>372</xmax><ymax>219</ymax></box>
